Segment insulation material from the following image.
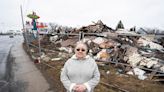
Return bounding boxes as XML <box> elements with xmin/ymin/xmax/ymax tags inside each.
<box><xmin>137</xmin><ymin>38</ymin><xmax>164</xmax><ymax>51</ymax></box>
<box><xmin>96</xmin><ymin>49</ymin><xmax>110</xmax><ymax>61</ymax></box>
<box><xmin>51</xmin><ymin>58</ymin><xmax>62</xmax><ymax>61</ymax></box>
<box><xmin>42</xmin><ymin>56</ymin><xmax>51</xmax><ymax>62</ymax></box>
<box><xmin>127</xmin><ymin>68</ymin><xmax>147</xmax><ymax>80</ymax></box>
<box><xmin>145</xmin><ymin>58</ymin><xmax>158</xmax><ymax>68</ymax></box>
<box><xmin>127</xmin><ymin>53</ymin><xmax>142</xmax><ymax>67</ymax></box>
<box><xmin>99</xmin><ymin>41</ymin><xmax>114</xmax><ymax>49</ymax></box>
<box><xmin>59</xmin><ymin>47</ymin><xmax>73</xmax><ymax>53</ymax></box>
<box><xmin>140</xmin><ymin>58</ymin><xmax>158</xmax><ymax>68</ymax></box>
<box><xmin>160</xmin><ymin>66</ymin><xmax>164</xmax><ymax>72</ymax></box>
<box><xmin>92</xmin><ymin>37</ymin><xmax>106</xmax><ymax>44</ymax></box>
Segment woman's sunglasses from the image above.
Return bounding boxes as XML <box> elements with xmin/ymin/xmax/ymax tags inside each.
<box><xmin>76</xmin><ymin>48</ymin><xmax>86</xmax><ymax>52</ymax></box>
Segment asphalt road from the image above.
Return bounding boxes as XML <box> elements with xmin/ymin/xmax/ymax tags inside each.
<box><xmin>0</xmin><ymin>35</ymin><xmax>23</xmax><ymax>92</ymax></box>
<box><xmin>0</xmin><ymin>35</ymin><xmax>18</xmax><ymax>80</ymax></box>
<box><xmin>0</xmin><ymin>35</ymin><xmax>52</xmax><ymax>92</ymax></box>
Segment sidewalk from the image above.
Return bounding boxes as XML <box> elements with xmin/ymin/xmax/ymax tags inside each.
<box><xmin>11</xmin><ymin>40</ymin><xmax>52</xmax><ymax>92</ymax></box>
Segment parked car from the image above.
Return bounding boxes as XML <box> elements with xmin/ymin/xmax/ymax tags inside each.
<box><xmin>9</xmin><ymin>35</ymin><xmax>14</xmax><ymax>38</ymax></box>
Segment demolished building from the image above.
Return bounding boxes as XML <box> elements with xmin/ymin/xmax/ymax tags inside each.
<box><xmin>24</xmin><ymin>20</ymin><xmax>164</xmax><ymax>92</ymax></box>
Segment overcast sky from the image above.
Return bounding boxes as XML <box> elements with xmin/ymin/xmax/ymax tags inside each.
<box><xmin>0</xmin><ymin>0</ymin><xmax>164</xmax><ymax>32</ymax></box>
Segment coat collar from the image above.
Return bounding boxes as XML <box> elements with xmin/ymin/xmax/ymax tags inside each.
<box><xmin>71</xmin><ymin>54</ymin><xmax>90</xmax><ymax>60</ymax></box>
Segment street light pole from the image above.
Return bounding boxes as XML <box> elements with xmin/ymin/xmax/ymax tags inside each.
<box><xmin>20</xmin><ymin>5</ymin><xmax>29</xmax><ymax>50</ymax></box>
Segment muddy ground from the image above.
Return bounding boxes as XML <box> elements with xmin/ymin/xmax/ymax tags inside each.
<box><xmin>23</xmin><ymin>43</ymin><xmax>164</xmax><ymax>92</ymax></box>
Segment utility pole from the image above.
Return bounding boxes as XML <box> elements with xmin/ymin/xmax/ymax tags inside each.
<box><xmin>20</xmin><ymin>5</ymin><xmax>29</xmax><ymax>50</ymax></box>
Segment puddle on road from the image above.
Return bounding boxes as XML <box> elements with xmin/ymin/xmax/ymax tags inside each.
<box><xmin>7</xmin><ymin>54</ymin><xmax>28</xmax><ymax>92</ymax></box>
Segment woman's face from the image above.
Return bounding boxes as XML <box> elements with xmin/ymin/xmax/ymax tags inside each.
<box><xmin>75</xmin><ymin>43</ymin><xmax>87</xmax><ymax>59</ymax></box>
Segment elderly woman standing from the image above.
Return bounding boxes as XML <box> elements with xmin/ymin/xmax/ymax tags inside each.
<box><xmin>60</xmin><ymin>41</ymin><xmax>100</xmax><ymax>92</ymax></box>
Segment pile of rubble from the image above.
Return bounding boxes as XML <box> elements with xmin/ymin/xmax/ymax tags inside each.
<box><xmin>29</xmin><ymin>20</ymin><xmax>164</xmax><ymax>82</ymax></box>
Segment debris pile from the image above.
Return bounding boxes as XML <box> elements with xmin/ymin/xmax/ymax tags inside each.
<box><xmin>25</xmin><ymin>20</ymin><xmax>164</xmax><ymax>92</ymax></box>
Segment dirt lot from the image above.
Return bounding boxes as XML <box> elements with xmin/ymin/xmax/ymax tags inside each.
<box><xmin>36</xmin><ymin>60</ymin><xmax>164</xmax><ymax>92</ymax></box>
<box><xmin>23</xmin><ymin>43</ymin><xmax>164</xmax><ymax>92</ymax></box>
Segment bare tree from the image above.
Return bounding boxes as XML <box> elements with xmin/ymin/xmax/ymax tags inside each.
<box><xmin>49</xmin><ymin>23</ymin><xmax>59</xmax><ymax>33</ymax></box>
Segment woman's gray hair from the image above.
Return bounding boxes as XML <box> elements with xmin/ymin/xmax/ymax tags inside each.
<box><xmin>75</xmin><ymin>41</ymin><xmax>89</xmax><ymax>54</ymax></box>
